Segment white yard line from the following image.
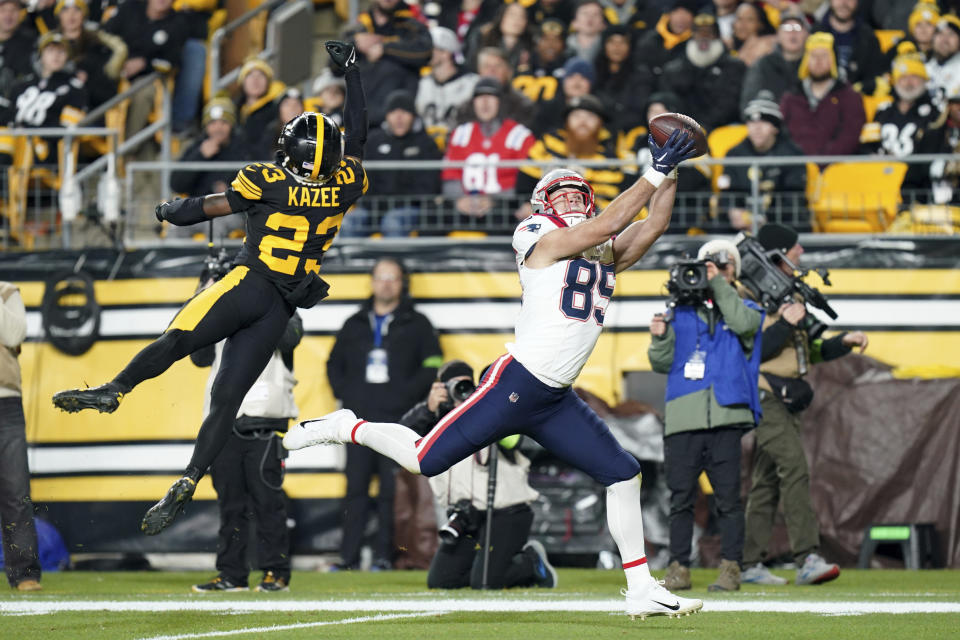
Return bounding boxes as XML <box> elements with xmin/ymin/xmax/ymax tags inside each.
<box><xmin>134</xmin><ymin>611</ymin><xmax>446</xmax><ymax>640</ymax></box>
<box><xmin>3</xmin><ymin>599</ymin><xmax>960</xmax><ymax>615</ymax></box>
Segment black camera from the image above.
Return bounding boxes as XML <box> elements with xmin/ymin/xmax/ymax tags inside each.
<box><xmin>735</xmin><ymin>234</ymin><xmax>837</xmax><ymax>338</ymax></box>
<box><xmin>438</xmin><ymin>378</ymin><xmax>476</xmax><ymax>414</ymax></box>
<box><xmin>438</xmin><ymin>499</ymin><xmax>480</xmax><ymax>547</ymax></box>
<box><xmin>202</xmin><ymin>247</ymin><xmax>234</xmax><ymax>283</ymax></box>
<box><xmin>665</xmin><ymin>252</ymin><xmax>727</xmax><ymax>307</ymax></box>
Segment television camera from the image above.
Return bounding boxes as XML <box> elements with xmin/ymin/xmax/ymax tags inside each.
<box><xmin>735</xmin><ymin>233</ymin><xmax>837</xmax><ymax>339</ymax></box>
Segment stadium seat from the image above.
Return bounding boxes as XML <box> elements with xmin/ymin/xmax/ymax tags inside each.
<box><xmin>874</xmin><ymin>29</ymin><xmax>906</xmax><ymax>54</ymax></box>
<box><xmin>707</xmin><ymin>124</ymin><xmax>748</xmax><ymax>191</ymax></box>
<box><xmin>810</xmin><ymin>161</ymin><xmax>907</xmax><ymax>232</ymax></box>
<box><xmin>447</xmin><ymin>230</ymin><xmax>488</xmax><ymax>239</ymax></box>
<box><xmin>887</xmin><ymin>204</ymin><xmax>960</xmax><ymax>235</ymax></box>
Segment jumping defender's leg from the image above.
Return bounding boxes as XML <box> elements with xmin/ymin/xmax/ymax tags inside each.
<box><xmin>142</xmin><ymin>285</ymin><xmax>290</xmax><ymax>535</ymax></box>
<box><xmin>52</xmin><ymin>267</ymin><xmax>253</xmax><ymax>414</ymax></box>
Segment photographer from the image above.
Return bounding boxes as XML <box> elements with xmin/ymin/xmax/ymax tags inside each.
<box><xmin>648</xmin><ymin>239</ymin><xmax>764</xmax><ymax>593</ymax></box>
<box><xmin>188</xmin><ymin>261</ymin><xmax>301</xmax><ymax>593</ymax></box>
<box><xmin>740</xmin><ymin>223</ymin><xmax>868</xmax><ymax>587</ymax></box>
<box><xmin>400</xmin><ymin>360</ymin><xmax>557</xmax><ymax>590</ymax></box>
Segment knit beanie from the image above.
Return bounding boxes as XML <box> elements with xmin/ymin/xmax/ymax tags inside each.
<box><xmin>439</xmin><ymin>360</ymin><xmax>474</xmax><ymax>383</ymax></box>
<box><xmin>758</xmin><ymin>223</ymin><xmax>799</xmax><ymax>253</ymax></box>
<box><xmin>798</xmin><ymin>32</ymin><xmax>838</xmax><ymax>80</ymax></box>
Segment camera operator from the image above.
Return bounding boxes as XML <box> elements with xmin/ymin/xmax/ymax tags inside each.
<box><xmin>399</xmin><ymin>360</ymin><xmax>557</xmax><ymax>590</ymax></box>
<box><xmin>740</xmin><ymin>223</ymin><xmax>867</xmax><ymax>587</ymax></box>
<box><xmin>648</xmin><ymin>239</ymin><xmax>764</xmax><ymax>593</ymax></box>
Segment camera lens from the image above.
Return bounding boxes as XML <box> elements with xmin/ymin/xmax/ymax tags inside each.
<box><xmin>681</xmin><ymin>266</ymin><xmax>701</xmax><ymax>286</ymax></box>
<box><xmin>449</xmin><ymin>379</ymin><xmax>476</xmax><ymax>402</ymax></box>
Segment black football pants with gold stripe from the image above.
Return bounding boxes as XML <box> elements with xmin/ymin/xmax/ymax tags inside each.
<box><xmin>112</xmin><ymin>266</ymin><xmax>292</xmax><ymax>474</ymax></box>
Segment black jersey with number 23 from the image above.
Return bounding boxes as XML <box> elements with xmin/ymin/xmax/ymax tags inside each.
<box><xmin>225</xmin><ymin>157</ymin><xmax>368</xmax><ymax>296</ymax></box>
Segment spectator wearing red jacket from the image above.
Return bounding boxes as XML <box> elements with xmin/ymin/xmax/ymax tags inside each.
<box><xmin>442</xmin><ymin>77</ymin><xmax>535</xmax><ymax>233</ymax></box>
<box><xmin>780</xmin><ymin>31</ymin><xmax>865</xmax><ymax>157</ymax></box>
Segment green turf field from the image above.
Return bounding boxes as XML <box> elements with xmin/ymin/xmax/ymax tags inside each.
<box><xmin>2</xmin><ymin>569</ymin><xmax>959</xmax><ymax>639</ymax></box>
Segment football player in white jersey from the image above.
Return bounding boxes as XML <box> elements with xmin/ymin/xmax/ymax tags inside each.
<box><xmin>285</xmin><ymin>130</ymin><xmax>700</xmax><ymax>619</ymax></box>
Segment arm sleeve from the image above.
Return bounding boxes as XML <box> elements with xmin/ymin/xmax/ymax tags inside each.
<box><xmin>761</xmin><ymin>318</ymin><xmax>794</xmax><ymax>361</ymax></box>
<box><xmin>647</xmin><ymin>324</ymin><xmax>675</xmax><ymax>374</ymax></box>
<box><xmin>816</xmin><ymin>332</ymin><xmax>852</xmax><ymax>362</ymax></box>
<box><xmin>710</xmin><ymin>276</ymin><xmax>762</xmax><ymax>337</ymax></box>
<box><xmin>343</xmin><ymin>67</ymin><xmax>367</xmax><ymax>160</ymax></box>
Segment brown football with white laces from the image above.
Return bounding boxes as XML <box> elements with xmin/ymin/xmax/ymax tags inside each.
<box><xmin>648</xmin><ymin>113</ymin><xmax>709</xmax><ymax>158</ymax></box>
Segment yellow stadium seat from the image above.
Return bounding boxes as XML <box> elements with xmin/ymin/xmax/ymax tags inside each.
<box><xmin>810</xmin><ymin>161</ymin><xmax>907</xmax><ymax>232</ymax></box>
<box><xmin>806</xmin><ymin>162</ymin><xmax>821</xmax><ymax>206</ymax></box>
<box><xmin>887</xmin><ymin>204</ymin><xmax>960</xmax><ymax>235</ymax></box>
<box><xmin>875</xmin><ymin>29</ymin><xmax>905</xmax><ymax>54</ymax></box>
<box><xmin>447</xmin><ymin>230</ymin><xmax>488</xmax><ymax>239</ymax></box>
<box><xmin>708</xmin><ymin>124</ymin><xmax>748</xmax><ymax>158</ymax></box>
<box><xmin>862</xmin><ymin>94</ymin><xmax>891</xmax><ymax>123</ymax></box>
<box><xmin>707</xmin><ymin>124</ymin><xmax>748</xmax><ymax>191</ymax></box>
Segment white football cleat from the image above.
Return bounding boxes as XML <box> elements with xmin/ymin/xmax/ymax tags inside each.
<box><xmin>283</xmin><ymin>409</ymin><xmax>359</xmax><ymax>450</ymax></box>
<box><xmin>623</xmin><ymin>577</ymin><xmax>704</xmax><ymax>620</ymax></box>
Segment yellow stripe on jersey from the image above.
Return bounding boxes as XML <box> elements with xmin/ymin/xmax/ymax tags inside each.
<box><xmin>60</xmin><ymin>106</ymin><xmax>84</xmax><ymax>126</ymax></box>
<box><xmin>231</xmin><ymin>173</ymin><xmax>262</xmax><ymax>200</ymax></box>
<box><xmin>310</xmin><ymin>114</ymin><xmax>326</xmax><ymax>182</ymax></box>
<box><xmin>167</xmin><ymin>266</ymin><xmax>248</xmax><ymax>332</ymax></box>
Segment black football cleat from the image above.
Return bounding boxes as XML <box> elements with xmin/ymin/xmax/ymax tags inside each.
<box><xmin>52</xmin><ymin>382</ymin><xmax>125</xmax><ymax>414</ymax></box>
<box><xmin>141</xmin><ymin>476</ymin><xmax>197</xmax><ymax>535</ymax></box>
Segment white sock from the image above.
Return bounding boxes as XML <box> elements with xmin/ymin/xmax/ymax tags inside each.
<box><xmin>606</xmin><ymin>475</ymin><xmax>652</xmax><ymax>591</ymax></box>
<box><xmin>351</xmin><ymin>421</ymin><xmax>422</xmax><ymax>474</ymax></box>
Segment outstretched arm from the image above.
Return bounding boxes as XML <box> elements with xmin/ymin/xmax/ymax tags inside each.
<box><xmin>155</xmin><ymin>193</ymin><xmax>234</xmax><ymax>226</ymax></box>
<box><xmin>611</xmin><ymin>176</ymin><xmax>677</xmax><ymax>273</ymax></box>
<box><xmin>327</xmin><ymin>41</ymin><xmax>367</xmax><ymax>160</ymax></box>
<box><xmin>527</xmin><ymin>131</ymin><xmax>694</xmax><ymax>269</ymax></box>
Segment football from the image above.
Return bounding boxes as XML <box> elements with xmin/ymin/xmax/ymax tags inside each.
<box><xmin>648</xmin><ymin>113</ymin><xmax>709</xmax><ymax>159</ymax></box>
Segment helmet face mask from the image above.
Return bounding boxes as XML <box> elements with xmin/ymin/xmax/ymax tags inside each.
<box><xmin>276</xmin><ymin>112</ymin><xmax>344</xmax><ymax>184</ymax></box>
<box><xmin>530</xmin><ymin>169</ymin><xmax>595</xmax><ymax>226</ymax></box>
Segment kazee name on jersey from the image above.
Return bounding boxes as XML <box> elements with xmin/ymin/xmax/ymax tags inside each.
<box><xmin>287</xmin><ymin>185</ymin><xmax>341</xmax><ymax>208</ymax></box>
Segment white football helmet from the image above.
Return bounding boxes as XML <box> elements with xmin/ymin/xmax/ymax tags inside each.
<box><xmin>530</xmin><ymin>168</ymin><xmax>596</xmax><ymax>226</ymax></box>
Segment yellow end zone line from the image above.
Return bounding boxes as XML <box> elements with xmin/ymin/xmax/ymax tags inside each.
<box><xmin>14</xmin><ymin>270</ymin><xmax>960</xmax><ymax>306</ymax></box>
<box><xmin>29</xmin><ymin>473</ymin><xmax>364</xmax><ymax>501</ymax></box>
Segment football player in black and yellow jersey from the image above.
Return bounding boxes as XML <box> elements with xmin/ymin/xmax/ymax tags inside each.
<box><xmin>51</xmin><ymin>41</ymin><xmax>368</xmax><ymax>536</ymax></box>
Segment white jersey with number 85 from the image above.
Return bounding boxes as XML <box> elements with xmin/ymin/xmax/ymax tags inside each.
<box><xmin>506</xmin><ymin>215</ymin><xmax>616</xmax><ymax>387</ymax></box>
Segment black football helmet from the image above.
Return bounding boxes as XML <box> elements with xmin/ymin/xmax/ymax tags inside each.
<box><xmin>276</xmin><ymin>112</ymin><xmax>343</xmax><ymax>183</ymax></box>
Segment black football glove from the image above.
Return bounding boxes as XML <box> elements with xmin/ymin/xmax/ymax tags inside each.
<box><xmin>325</xmin><ymin>40</ymin><xmax>357</xmax><ymax>72</ymax></box>
<box><xmin>155</xmin><ymin>200</ymin><xmax>173</xmax><ymax>223</ymax></box>
<box><xmin>648</xmin><ymin>129</ymin><xmax>697</xmax><ymax>175</ymax></box>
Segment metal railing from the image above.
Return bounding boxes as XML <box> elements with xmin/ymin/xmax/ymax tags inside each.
<box><xmin>6</xmin><ymin>144</ymin><xmax>960</xmax><ymax>249</ymax></box>
<box><xmin>209</xmin><ymin>0</ymin><xmax>288</xmax><ymax>94</ymax></box>
<box><xmin>110</xmin><ymin>154</ymin><xmax>960</xmax><ymax>245</ymax></box>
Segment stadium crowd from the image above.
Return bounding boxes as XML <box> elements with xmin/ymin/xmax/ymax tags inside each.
<box><xmin>3</xmin><ymin>0</ymin><xmax>960</xmax><ymax>236</ymax></box>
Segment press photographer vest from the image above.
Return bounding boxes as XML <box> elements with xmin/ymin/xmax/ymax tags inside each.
<box><xmin>665</xmin><ymin>304</ymin><xmax>764</xmax><ymax>424</ymax></box>
<box><xmin>758</xmin><ymin>297</ymin><xmax>810</xmax><ymax>391</ymax></box>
